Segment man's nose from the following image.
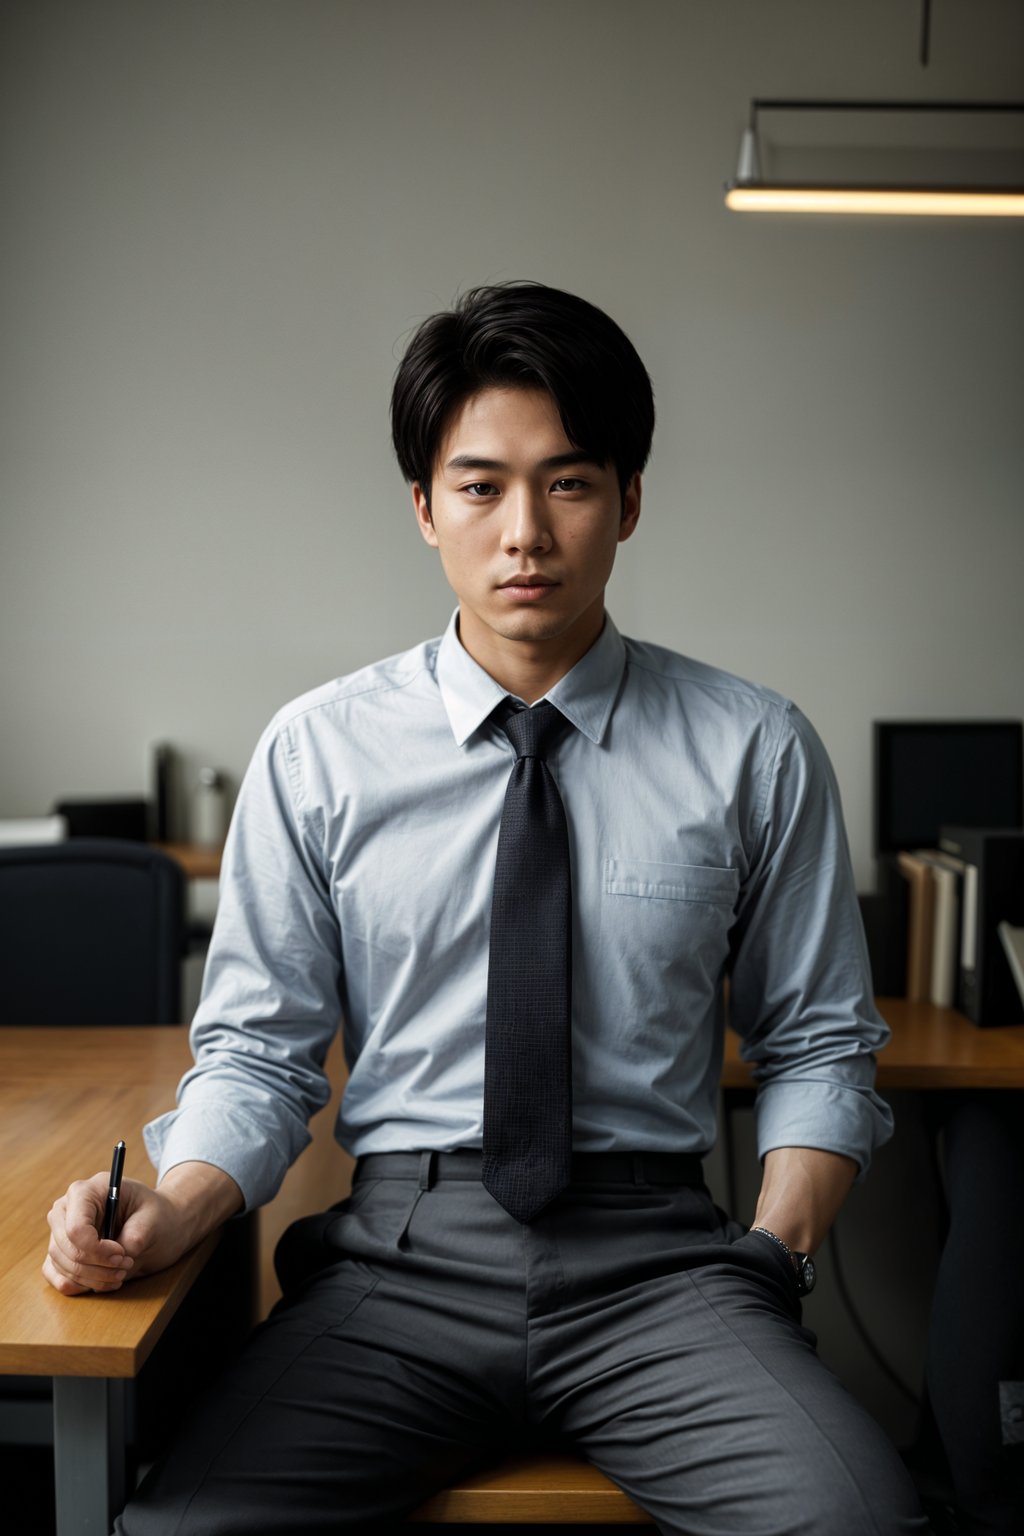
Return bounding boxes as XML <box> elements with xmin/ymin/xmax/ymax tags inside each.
<box><xmin>500</xmin><ymin>486</ymin><xmax>552</xmax><ymax>554</ymax></box>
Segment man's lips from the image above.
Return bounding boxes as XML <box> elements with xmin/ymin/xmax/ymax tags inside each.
<box><xmin>496</xmin><ymin>575</ymin><xmax>560</xmax><ymax>603</ymax></box>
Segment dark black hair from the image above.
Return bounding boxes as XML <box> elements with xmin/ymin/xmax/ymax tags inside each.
<box><xmin>390</xmin><ymin>282</ymin><xmax>655</xmax><ymax>505</ymax></box>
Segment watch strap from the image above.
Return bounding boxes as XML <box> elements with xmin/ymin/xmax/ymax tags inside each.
<box><xmin>749</xmin><ymin>1225</ymin><xmax>816</xmax><ymax>1295</ymax></box>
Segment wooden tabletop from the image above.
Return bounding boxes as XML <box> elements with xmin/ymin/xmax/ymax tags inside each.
<box><xmin>3</xmin><ymin>1001</ymin><xmax>1023</xmax><ymax>1379</ymax></box>
<box><xmin>154</xmin><ymin>842</ymin><xmax>222</xmax><ymax>879</ymax></box>
<box><xmin>0</xmin><ymin>1027</ymin><xmax>217</xmax><ymax>1377</ymax></box>
<box><xmin>720</xmin><ymin>996</ymin><xmax>1024</xmax><ymax>1090</ymax></box>
<box><xmin>870</xmin><ymin>997</ymin><xmax>1024</xmax><ymax>1088</ymax></box>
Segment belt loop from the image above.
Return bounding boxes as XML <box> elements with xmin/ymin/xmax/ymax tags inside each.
<box><xmin>632</xmin><ymin>1153</ymin><xmax>648</xmax><ymax>1186</ymax></box>
<box><xmin>418</xmin><ymin>1151</ymin><xmax>436</xmax><ymax>1191</ymax></box>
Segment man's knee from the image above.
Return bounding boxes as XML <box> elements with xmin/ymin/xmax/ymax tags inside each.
<box><xmin>763</xmin><ymin>1434</ymin><xmax>928</xmax><ymax>1536</ymax></box>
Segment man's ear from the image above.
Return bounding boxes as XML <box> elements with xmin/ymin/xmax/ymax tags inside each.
<box><xmin>412</xmin><ymin>482</ymin><xmax>439</xmax><ymax>548</ymax></box>
<box><xmin>618</xmin><ymin>472</ymin><xmax>642</xmax><ymax>544</ymax></box>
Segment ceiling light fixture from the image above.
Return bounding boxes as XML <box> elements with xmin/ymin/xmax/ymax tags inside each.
<box><xmin>725</xmin><ymin>100</ymin><xmax>1024</xmax><ymax>218</ymax></box>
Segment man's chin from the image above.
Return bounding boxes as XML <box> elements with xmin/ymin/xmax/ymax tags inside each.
<box><xmin>493</xmin><ymin>611</ymin><xmax>574</xmax><ymax>644</ymax></box>
<box><xmin>458</xmin><ymin>594</ymin><xmax>605</xmax><ymax>663</ymax></box>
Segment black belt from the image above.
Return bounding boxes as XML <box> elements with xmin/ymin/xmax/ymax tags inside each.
<box><xmin>355</xmin><ymin>1149</ymin><xmax>705</xmax><ymax>1189</ymax></box>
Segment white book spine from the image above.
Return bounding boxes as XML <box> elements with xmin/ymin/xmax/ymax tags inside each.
<box><xmin>961</xmin><ymin>864</ymin><xmax>979</xmax><ymax>972</ymax></box>
<box><xmin>998</xmin><ymin>922</ymin><xmax>1024</xmax><ymax>1008</ymax></box>
<box><xmin>930</xmin><ymin>866</ymin><xmax>958</xmax><ymax>1008</ymax></box>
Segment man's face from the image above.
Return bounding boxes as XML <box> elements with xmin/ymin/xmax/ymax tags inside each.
<box><xmin>412</xmin><ymin>387</ymin><xmax>640</xmax><ymax>686</ymax></box>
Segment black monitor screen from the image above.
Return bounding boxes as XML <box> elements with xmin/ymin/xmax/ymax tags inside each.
<box><xmin>874</xmin><ymin>721</ymin><xmax>1023</xmax><ymax>855</ymax></box>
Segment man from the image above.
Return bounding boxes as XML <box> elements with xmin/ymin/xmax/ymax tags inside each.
<box><xmin>45</xmin><ymin>283</ymin><xmax>928</xmax><ymax>1534</ymax></box>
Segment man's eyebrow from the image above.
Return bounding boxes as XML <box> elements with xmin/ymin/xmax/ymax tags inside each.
<box><xmin>443</xmin><ymin>451</ymin><xmax>606</xmax><ymax>472</ymax></box>
<box><xmin>445</xmin><ymin>455</ymin><xmax>506</xmax><ymax>471</ymax></box>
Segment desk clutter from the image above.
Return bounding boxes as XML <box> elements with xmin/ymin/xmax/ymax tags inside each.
<box><xmin>0</xmin><ymin>743</ymin><xmax>229</xmax><ymax>852</ymax></box>
<box><xmin>866</xmin><ymin>720</ymin><xmax>1024</xmax><ymax>1027</ymax></box>
<box><xmin>152</xmin><ymin>742</ymin><xmax>229</xmax><ymax>848</ymax></box>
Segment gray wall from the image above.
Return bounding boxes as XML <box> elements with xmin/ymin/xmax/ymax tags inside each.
<box><xmin>2</xmin><ymin>0</ymin><xmax>1022</xmax><ymax>1447</ymax></box>
<box><xmin>2</xmin><ymin>0</ymin><xmax>1022</xmax><ymax>889</ymax></box>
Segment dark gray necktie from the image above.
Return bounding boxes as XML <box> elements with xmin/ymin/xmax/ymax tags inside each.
<box><xmin>482</xmin><ymin>699</ymin><xmax>573</xmax><ymax>1223</ymax></box>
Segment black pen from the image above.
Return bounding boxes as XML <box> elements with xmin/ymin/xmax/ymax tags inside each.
<box><xmin>102</xmin><ymin>1140</ymin><xmax>126</xmax><ymax>1240</ymax></box>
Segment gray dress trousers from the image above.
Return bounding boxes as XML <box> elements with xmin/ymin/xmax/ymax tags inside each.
<box><xmin>116</xmin><ymin>1154</ymin><xmax>930</xmax><ymax>1536</ymax></box>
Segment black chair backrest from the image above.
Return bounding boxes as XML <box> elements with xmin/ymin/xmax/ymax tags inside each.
<box><xmin>0</xmin><ymin>840</ymin><xmax>185</xmax><ymax>1025</ymax></box>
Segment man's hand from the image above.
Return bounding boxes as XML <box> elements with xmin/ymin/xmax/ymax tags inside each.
<box><xmin>43</xmin><ymin>1161</ymin><xmax>244</xmax><ymax>1296</ymax></box>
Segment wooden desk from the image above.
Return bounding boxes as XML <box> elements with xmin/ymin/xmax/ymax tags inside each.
<box><xmin>0</xmin><ymin>1028</ymin><xmax>217</xmax><ymax>1536</ymax></box>
<box><xmin>720</xmin><ymin>996</ymin><xmax>1024</xmax><ymax>1090</ymax></box>
<box><xmin>3</xmin><ymin>1005</ymin><xmax>1022</xmax><ymax>1533</ymax></box>
<box><xmin>154</xmin><ymin>842</ymin><xmax>222</xmax><ymax>880</ymax></box>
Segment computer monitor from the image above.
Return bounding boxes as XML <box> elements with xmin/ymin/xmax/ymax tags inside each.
<box><xmin>873</xmin><ymin>720</ymin><xmax>1023</xmax><ymax>856</ymax></box>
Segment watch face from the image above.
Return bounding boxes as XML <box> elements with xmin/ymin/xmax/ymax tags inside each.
<box><xmin>797</xmin><ymin>1256</ymin><xmax>816</xmax><ymax>1295</ymax></box>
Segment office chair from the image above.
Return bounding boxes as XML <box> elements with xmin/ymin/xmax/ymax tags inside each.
<box><xmin>0</xmin><ymin>839</ymin><xmax>185</xmax><ymax>1026</ymax></box>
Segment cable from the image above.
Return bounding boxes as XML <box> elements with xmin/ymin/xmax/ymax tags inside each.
<box><xmin>828</xmin><ymin>1220</ymin><xmax>921</xmax><ymax>1408</ymax></box>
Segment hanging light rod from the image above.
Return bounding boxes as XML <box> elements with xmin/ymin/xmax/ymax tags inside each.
<box><xmin>725</xmin><ymin>99</ymin><xmax>1024</xmax><ymax>217</ymax></box>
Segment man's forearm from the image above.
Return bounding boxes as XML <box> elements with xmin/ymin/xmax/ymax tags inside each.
<box><xmin>752</xmin><ymin>1146</ymin><xmax>858</xmax><ymax>1255</ymax></box>
<box><xmin>157</xmin><ymin>1160</ymin><xmax>245</xmax><ymax>1249</ymax></box>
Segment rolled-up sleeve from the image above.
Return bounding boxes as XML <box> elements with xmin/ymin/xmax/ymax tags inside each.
<box><xmin>728</xmin><ymin>704</ymin><xmax>893</xmax><ymax>1176</ymax></box>
<box><xmin>144</xmin><ymin>716</ymin><xmax>343</xmax><ymax>1210</ymax></box>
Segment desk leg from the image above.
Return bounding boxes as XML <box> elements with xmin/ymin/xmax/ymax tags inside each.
<box><xmin>53</xmin><ymin>1377</ymin><xmax>127</xmax><ymax>1536</ymax></box>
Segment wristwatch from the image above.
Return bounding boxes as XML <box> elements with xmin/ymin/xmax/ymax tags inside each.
<box><xmin>750</xmin><ymin>1225</ymin><xmax>817</xmax><ymax>1296</ymax></box>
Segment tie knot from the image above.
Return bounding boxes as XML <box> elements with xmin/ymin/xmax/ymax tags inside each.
<box><xmin>499</xmin><ymin>700</ymin><xmax>565</xmax><ymax>760</ymax></box>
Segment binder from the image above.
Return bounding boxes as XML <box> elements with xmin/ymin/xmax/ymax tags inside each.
<box><xmin>939</xmin><ymin>827</ymin><xmax>1024</xmax><ymax>1026</ymax></box>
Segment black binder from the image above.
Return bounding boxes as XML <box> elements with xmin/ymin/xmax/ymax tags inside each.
<box><xmin>939</xmin><ymin>826</ymin><xmax>1024</xmax><ymax>1027</ymax></box>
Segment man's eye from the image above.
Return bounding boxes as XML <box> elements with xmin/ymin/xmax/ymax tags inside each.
<box><xmin>464</xmin><ymin>483</ymin><xmax>499</xmax><ymax>497</ymax></box>
<box><xmin>552</xmin><ymin>478</ymin><xmax>587</xmax><ymax>492</ymax></box>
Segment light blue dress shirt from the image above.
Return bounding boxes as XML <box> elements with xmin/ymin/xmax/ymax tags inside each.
<box><xmin>146</xmin><ymin>612</ymin><xmax>892</xmax><ymax>1211</ymax></box>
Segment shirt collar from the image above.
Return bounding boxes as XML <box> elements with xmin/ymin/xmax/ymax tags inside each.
<box><xmin>436</xmin><ymin>608</ymin><xmax>626</xmax><ymax>748</ymax></box>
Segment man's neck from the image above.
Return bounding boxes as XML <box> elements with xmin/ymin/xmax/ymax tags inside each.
<box><xmin>456</xmin><ymin>609</ymin><xmax>606</xmax><ymax>704</ymax></box>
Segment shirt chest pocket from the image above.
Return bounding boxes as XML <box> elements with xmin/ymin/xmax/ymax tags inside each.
<box><xmin>604</xmin><ymin>859</ymin><xmax>739</xmax><ymax>907</ymax></box>
<box><xmin>601</xmin><ymin>858</ymin><xmax>739</xmax><ymax>976</ymax></box>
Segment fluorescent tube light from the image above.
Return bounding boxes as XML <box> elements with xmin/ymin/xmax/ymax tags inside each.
<box><xmin>726</xmin><ymin>100</ymin><xmax>1024</xmax><ymax>219</ymax></box>
<box><xmin>725</xmin><ymin>185</ymin><xmax>1024</xmax><ymax>217</ymax></box>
